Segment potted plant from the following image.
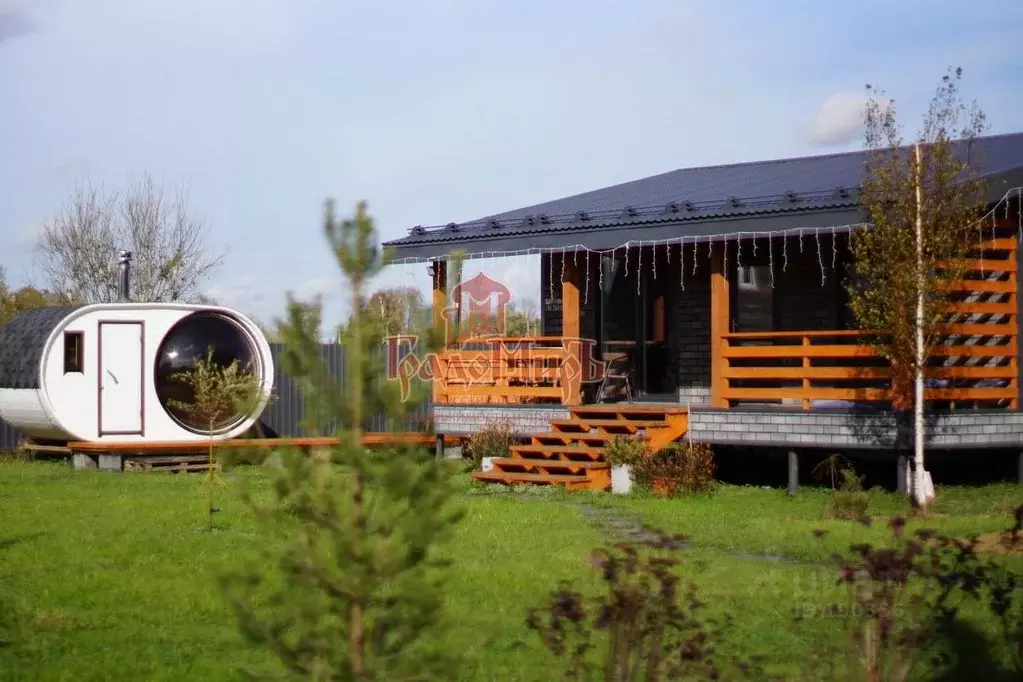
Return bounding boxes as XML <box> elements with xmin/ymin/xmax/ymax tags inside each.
<box><xmin>604</xmin><ymin>435</ymin><xmax>647</xmax><ymax>494</ymax></box>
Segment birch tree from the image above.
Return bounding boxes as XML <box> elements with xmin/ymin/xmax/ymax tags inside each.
<box><xmin>847</xmin><ymin>67</ymin><xmax>988</xmax><ymax>507</ymax></box>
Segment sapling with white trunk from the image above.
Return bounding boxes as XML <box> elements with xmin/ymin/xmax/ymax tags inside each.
<box><xmin>847</xmin><ymin>67</ymin><xmax>988</xmax><ymax>509</ymax></box>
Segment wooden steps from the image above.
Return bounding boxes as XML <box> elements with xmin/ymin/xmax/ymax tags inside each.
<box><xmin>124</xmin><ymin>454</ymin><xmax>219</xmax><ymax>473</ymax></box>
<box><xmin>509</xmin><ymin>444</ymin><xmax>604</xmax><ymax>460</ymax></box>
<box><xmin>471</xmin><ymin>403</ymin><xmax>688</xmax><ymax>491</ymax></box>
<box><xmin>469</xmin><ymin>471</ymin><xmax>593</xmax><ymax>489</ymax></box>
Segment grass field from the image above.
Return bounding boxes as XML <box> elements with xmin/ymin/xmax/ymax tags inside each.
<box><xmin>1</xmin><ymin>459</ymin><xmax>1021</xmax><ymax>681</ymax></box>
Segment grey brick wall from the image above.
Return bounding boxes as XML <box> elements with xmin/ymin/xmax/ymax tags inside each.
<box><xmin>688</xmin><ymin>408</ymin><xmax>1023</xmax><ymax>450</ymax></box>
<box><xmin>433</xmin><ymin>405</ymin><xmax>570</xmax><ymax>437</ymax></box>
<box><xmin>671</xmin><ymin>250</ymin><xmax>712</xmax><ymax>404</ymax></box>
<box><xmin>775</xmin><ymin>236</ymin><xmax>840</xmax><ymax>331</ymax></box>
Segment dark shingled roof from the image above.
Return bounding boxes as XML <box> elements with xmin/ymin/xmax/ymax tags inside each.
<box><xmin>384</xmin><ymin>132</ymin><xmax>1023</xmax><ymax>262</ymax></box>
<box><xmin>0</xmin><ymin>306</ymin><xmax>81</xmax><ymax>390</ymax></box>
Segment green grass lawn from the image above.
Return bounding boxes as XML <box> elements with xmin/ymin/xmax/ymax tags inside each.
<box><xmin>1</xmin><ymin>460</ymin><xmax>1020</xmax><ymax>681</ymax></box>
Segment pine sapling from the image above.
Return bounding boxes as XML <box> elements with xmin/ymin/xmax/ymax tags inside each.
<box><xmin>220</xmin><ymin>200</ymin><xmax>464</xmax><ymax>681</ymax></box>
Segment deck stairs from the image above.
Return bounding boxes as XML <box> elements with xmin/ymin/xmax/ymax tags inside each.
<box><xmin>471</xmin><ymin>404</ymin><xmax>688</xmax><ymax>490</ymax></box>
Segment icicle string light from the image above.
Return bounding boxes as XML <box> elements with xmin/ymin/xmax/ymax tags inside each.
<box><xmin>560</xmin><ymin>247</ymin><xmax>566</xmax><ymax>286</ymax></box>
<box><xmin>815</xmin><ymin>228</ymin><xmax>825</xmax><ymax>285</ymax></box>
<box><xmin>979</xmin><ymin>218</ymin><xmax>985</xmax><ymax>276</ymax></box>
<box><xmin>584</xmin><ymin>251</ymin><xmax>591</xmax><ymax>305</ymax></box>
<box><xmin>680</xmin><ymin>239</ymin><xmax>686</xmax><ymax>290</ymax></box>
<box><xmin>548</xmin><ymin>251</ymin><xmax>555</xmax><ymax>300</ymax></box>
<box><xmin>637</xmin><ymin>246</ymin><xmax>643</xmax><ymax>294</ymax></box>
<box><xmin>390</xmin><ymin>190</ymin><xmax>1023</xmax><ymax>304</ymax></box>
<box><xmin>782</xmin><ymin>234</ymin><xmax>789</xmax><ymax>272</ymax></box>
<box><xmin>597</xmin><ymin>252</ymin><xmax>604</xmax><ymax>293</ymax></box>
<box><xmin>624</xmin><ymin>245</ymin><xmax>630</xmax><ymax>279</ymax></box>
<box><xmin>831</xmin><ymin>227</ymin><xmax>837</xmax><ymax>271</ymax></box>
<box><xmin>768</xmin><ymin>236</ymin><xmax>775</xmax><ymax>288</ymax></box>
<box><xmin>652</xmin><ymin>241</ymin><xmax>658</xmax><ymax>281</ymax></box>
<box><xmin>390</xmin><ymin>188</ymin><xmax>1022</xmax><ymax>267</ymax></box>
<box><xmin>752</xmin><ymin>233</ymin><xmax>758</xmax><ymax>257</ymax></box>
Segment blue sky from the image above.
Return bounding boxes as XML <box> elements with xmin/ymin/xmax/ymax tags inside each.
<box><xmin>1</xmin><ymin>0</ymin><xmax>1021</xmax><ymax>332</ymax></box>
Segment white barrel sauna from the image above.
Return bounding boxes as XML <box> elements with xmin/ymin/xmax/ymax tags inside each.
<box><xmin>0</xmin><ymin>302</ymin><xmax>274</xmax><ymax>444</ymax></box>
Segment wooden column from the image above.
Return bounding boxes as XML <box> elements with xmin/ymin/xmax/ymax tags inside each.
<box><xmin>710</xmin><ymin>244</ymin><xmax>730</xmax><ymax>408</ymax></box>
<box><xmin>562</xmin><ymin>254</ymin><xmax>582</xmax><ymax>405</ymax></box>
<box><xmin>430</xmin><ymin>260</ymin><xmax>449</xmax><ymax>404</ymax></box>
<box><xmin>1014</xmin><ymin>225</ymin><xmax>1021</xmax><ymax>410</ymax></box>
<box><xmin>431</xmin><ymin>260</ymin><xmax>448</xmax><ymax>344</ymax></box>
<box><xmin>787</xmin><ymin>451</ymin><xmax>799</xmax><ymax>496</ymax></box>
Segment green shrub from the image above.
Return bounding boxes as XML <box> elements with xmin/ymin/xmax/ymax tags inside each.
<box><xmin>603</xmin><ymin>435</ymin><xmax>647</xmax><ymax>468</ymax></box>
<box><xmin>527</xmin><ymin>528</ymin><xmax>767</xmax><ymax>680</ymax></box>
<box><xmin>633</xmin><ymin>442</ymin><xmax>716</xmax><ymax>496</ymax></box>
<box><xmin>465</xmin><ymin>419</ymin><xmax>512</xmax><ymax>471</ymax></box>
<box><xmin>826</xmin><ymin>467</ymin><xmax>872</xmax><ymax>520</ymax></box>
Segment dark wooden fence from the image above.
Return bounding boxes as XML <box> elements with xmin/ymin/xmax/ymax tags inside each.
<box><xmin>0</xmin><ymin>343</ymin><xmax>431</xmax><ymax>451</ymax></box>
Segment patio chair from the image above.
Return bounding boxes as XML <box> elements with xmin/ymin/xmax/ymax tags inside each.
<box><xmin>595</xmin><ymin>351</ymin><xmax>633</xmax><ymax>403</ymax></box>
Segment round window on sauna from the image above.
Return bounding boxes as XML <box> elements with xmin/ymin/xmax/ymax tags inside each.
<box><xmin>154</xmin><ymin>312</ymin><xmax>260</xmax><ymax>434</ymax></box>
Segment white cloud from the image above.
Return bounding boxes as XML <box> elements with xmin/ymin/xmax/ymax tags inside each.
<box><xmin>202</xmin><ymin>275</ymin><xmax>261</xmax><ymax>312</ymax></box>
<box><xmin>0</xmin><ymin>11</ymin><xmax>30</xmax><ymax>43</ymax></box>
<box><xmin>806</xmin><ymin>92</ymin><xmax>870</xmax><ymax>147</ymax></box>
<box><xmin>14</xmin><ymin>220</ymin><xmax>42</xmax><ymax>248</ymax></box>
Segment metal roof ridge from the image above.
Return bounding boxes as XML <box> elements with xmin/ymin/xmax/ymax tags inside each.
<box><xmin>383</xmin><ymin>201</ymin><xmax>861</xmax><ymax>246</ymax></box>
<box><xmin>403</xmin><ymin>188</ymin><xmax>857</xmax><ymax>235</ymax></box>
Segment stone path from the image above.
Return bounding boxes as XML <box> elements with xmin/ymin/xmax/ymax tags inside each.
<box><xmin>574</xmin><ymin>501</ymin><xmax>822</xmax><ymax>567</ymax></box>
<box><xmin>575</xmin><ymin>503</ymin><xmax>669</xmax><ymax>545</ymax></box>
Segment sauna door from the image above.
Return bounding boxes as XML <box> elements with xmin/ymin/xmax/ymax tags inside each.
<box><xmin>97</xmin><ymin>321</ymin><xmax>145</xmax><ymax>436</ymax></box>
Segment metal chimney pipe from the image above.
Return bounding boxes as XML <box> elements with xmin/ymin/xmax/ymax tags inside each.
<box><xmin>116</xmin><ymin>250</ymin><xmax>132</xmax><ymax>302</ymax></box>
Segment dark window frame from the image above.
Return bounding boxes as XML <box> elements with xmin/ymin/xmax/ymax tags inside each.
<box><xmin>63</xmin><ymin>331</ymin><xmax>84</xmax><ymax>374</ymax></box>
<box><xmin>734</xmin><ymin>264</ymin><xmax>775</xmax><ymax>333</ymax></box>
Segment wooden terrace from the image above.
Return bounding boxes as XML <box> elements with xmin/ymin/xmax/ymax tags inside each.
<box><xmin>426</xmin><ymin>224</ymin><xmax>1019</xmax><ymax>412</ymax></box>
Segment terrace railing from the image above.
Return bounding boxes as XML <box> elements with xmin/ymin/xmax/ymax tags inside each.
<box><xmin>433</xmin><ymin>336</ymin><xmax>585</xmax><ymax>405</ymax></box>
<box><xmin>721</xmin><ymin>329</ymin><xmax>1017</xmax><ymax>410</ymax></box>
<box><xmin>720</xmin><ymin>223</ymin><xmax>1019</xmax><ymax>410</ymax></box>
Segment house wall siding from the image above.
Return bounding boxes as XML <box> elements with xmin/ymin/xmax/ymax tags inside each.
<box><xmin>668</xmin><ymin>236</ymin><xmax>842</xmax><ymax>403</ymax></box>
<box><xmin>688</xmin><ymin>408</ymin><xmax>1023</xmax><ymax>450</ymax></box>
<box><xmin>670</xmin><ymin>254</ymin><xmax>712</xmax><ymax>404</ymax></box>
<box><xmin>775</xmin><ymin>235</ymin><xmax>840</xmax><ymax>331</ymax></box>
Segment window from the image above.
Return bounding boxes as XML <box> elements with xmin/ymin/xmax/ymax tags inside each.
<box><xmin>63</xmin><ymin>331</ymin><xmax>84</xmax><ymax>374</ymax></box>
<box><xmin>739</xmin><ymin>266</ymin><xmax>755</xmax><ymax>288</ymax></box>
<box><xmin>735</xmin><ymin>266</ymin><xmax>773</xmax><ymax>332</ymax></box>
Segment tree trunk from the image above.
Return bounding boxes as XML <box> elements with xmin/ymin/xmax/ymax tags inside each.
<box><xmin>912</xmin><ymin>142</ymin><xmax>929</xmax><ymax>509</ymax></box>
<box><xmin>207</xmin><ymin>430</ymin><xmax>215</xmax><ymax>530</ymax></box>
